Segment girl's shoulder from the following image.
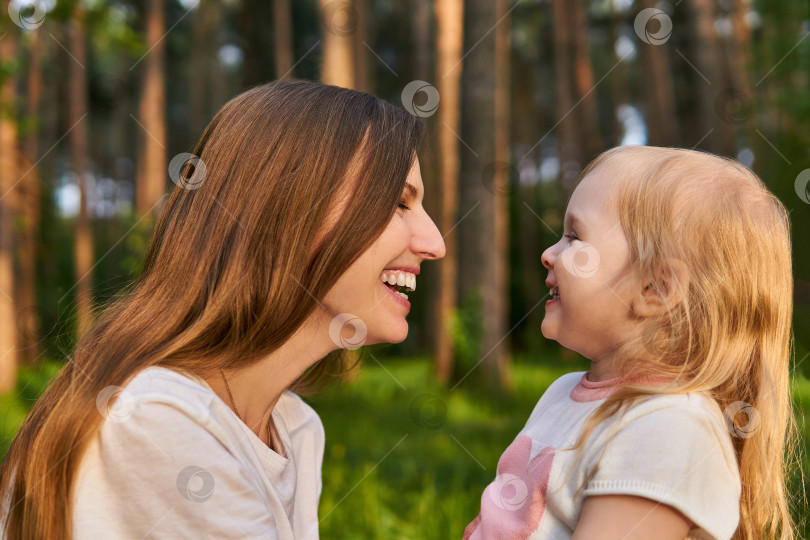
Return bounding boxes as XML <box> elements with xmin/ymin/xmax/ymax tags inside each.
<box><xmin>619</xmin><ymin>390</ymin><xmax>728</xmax><ymax>435</ymax></box>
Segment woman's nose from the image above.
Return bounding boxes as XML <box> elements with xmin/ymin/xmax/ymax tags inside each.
<box><xmin>413</xmin><ymin>211</ymin><xmax>446</xmax><ymax>260</ymax></box>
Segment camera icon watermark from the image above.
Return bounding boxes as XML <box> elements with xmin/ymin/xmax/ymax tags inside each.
<box><xmin>715</xmin><ymin>88</ymin><xmax>753</xmax><ymax>125</ymax></box>
<box><xmin>634</xmin><ymin>7</ymin><xmax>673</xmax><ymax>45</ymax></box>
<box><xmin>96</xmin><ymin>385</ymin><xmax>137</xmax><ymax>423</ymax></box>
<box><xmin>168</xmin><ymin>153</ymin><xmax>207</xmax><ymax>191</ymax></box>
<box><xmin>401</xmin><ymin>80</ymin><xmax>440</xmax><ymax>118</ymax></box>
<box><xmin>723</xmin><ymin>401</ymin><xmax>760</xmax><ymax>438</ymax></box>
<box><xmin>321</xmin><ymin>0</ymin><xmax>358</xmax><ymax>37</ymax></box>
<box><xmin>328</xmin><ymin>313</ymin><xmax>367</xmax><ymax>350</ymax></box>
<box><xmin>560</xmin><ymin>242</ymin><xmax>600</xmax><ymax>278</ymax></box>
<box><xmin>488</xmin><ymin>473</ymin><xmax>529</xmax><ymax>511</ymax></box>
<box><xmin>795</xmin><ymin>168</ymin><xmax>810</xmax><ymax>204</ymax></box>
<box><xmin>481</xmin><ymin>161</ymin><xmax>516</xmax><ymax>197</ymax></box>
<box><xmin>409</xmin><ymin>393</ymin><xmax>447</xmax><ymax>430</ymax></box>
<box><xmin>176</xmin><ymin>465</ymin><xmax>216</xmax><ymax>502</ymax></box>
<box><xmin>8</xmin><ymin>0</ymin><xmax>47</xmax><ymax>30</ymax></box>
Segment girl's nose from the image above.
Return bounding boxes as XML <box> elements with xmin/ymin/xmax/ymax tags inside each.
<box><xmin>413</xmin><ymin>211</ymin><xmax>446</xmax><ymax>260</ymax></box>
<box><xmin>541</xmin><ymin>244</ymin><xmax>557</xmax><ymax>270</ymax></box>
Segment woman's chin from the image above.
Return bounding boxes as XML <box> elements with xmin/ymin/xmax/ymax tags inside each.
<box><xmin>368</xmin><ymin>322</ymin><xmax>409</xmax><ymax>346</ymax></box>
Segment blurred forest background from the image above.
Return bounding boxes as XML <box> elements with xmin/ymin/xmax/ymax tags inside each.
<box><xmin>0</xmin><ymin>0</ymin><xmax>809</xmax><ymax>537</ymax></box>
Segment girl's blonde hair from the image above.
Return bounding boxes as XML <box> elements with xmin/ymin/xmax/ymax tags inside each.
<box><xmin>572</xmin><ymin>146</ymin><xmax>797</xmax><ymax>539</ymax></box>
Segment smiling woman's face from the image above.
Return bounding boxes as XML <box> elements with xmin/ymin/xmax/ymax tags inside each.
<box><xmin>320</xmin><ymin>157</ymin><xmax>446</xmax><ymax>347</ymax></box>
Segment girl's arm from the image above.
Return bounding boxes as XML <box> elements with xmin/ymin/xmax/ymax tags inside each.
<box><xmin>572</xmin><ymin>495</ymin><xmax>692</xmax><ymax>540</ymax></box>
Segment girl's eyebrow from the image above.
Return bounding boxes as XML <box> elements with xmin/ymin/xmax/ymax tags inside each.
<box><xmin>565</xmin><ymin>213</ymin><xmax>583</xmax><ymax>229</ymax></box>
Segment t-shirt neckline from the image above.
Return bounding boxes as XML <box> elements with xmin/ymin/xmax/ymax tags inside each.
<box><xmin>165</xmin><ymin>366</ymin><xmax>292</xmax><ymax>463</ymax></box>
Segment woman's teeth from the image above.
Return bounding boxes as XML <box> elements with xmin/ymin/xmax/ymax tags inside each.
<box><xmin>380</xmin><ymin>270</ymin><xmax>416</xmax><ymax>299</ymax></box>
<box><xmin>550</xmin><ymin>286</ymin><xmax>560</xmax><ymax>299</ymax></box>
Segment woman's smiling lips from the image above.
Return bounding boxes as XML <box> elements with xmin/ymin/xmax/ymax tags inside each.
<box><xmin>379</xmin><ymin>279</ymin><xmax>411</xmax><ymax>310</ymax></box>
<box><xmin>379</xmin><ymin>266</ymin><xmax>419</xmax><ymax>312</ymax></box>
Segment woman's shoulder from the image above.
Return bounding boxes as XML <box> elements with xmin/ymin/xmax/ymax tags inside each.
<box><xmin>276</xmin><ymin>391</ymin><xmax>324</xmax><ymax>437</ymax></box>
<box><xmin>113</xmin><ymin>365</ymin><xmax>221</xmax><ymax>425</ymax></box>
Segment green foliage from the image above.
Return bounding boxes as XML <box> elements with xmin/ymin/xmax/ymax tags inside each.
<box><xmin>0</xmin><ymin>358</ymin><xmax>63</xmax><ymax>457</ymax></box>
<box><xmin>448</xmin><ymin>292</ymin><xmax>484</xmax><ymax>379</ymax></box>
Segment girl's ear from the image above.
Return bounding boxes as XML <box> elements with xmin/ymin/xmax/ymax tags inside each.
<box><xmin>631</xmin><ymin>259</ymin><xmax>690</xmax><ymax>318</ymax></box>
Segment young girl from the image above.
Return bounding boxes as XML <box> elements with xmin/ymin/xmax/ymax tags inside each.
<box><xmin>0</xmin><ymin>81</ymin><xmax>445</xmax><ymax>539</ymax></box>
<box><xmin>464</xmin><ymin>146</ymin><xmax>795</xmax><ymax>539</ymax></box>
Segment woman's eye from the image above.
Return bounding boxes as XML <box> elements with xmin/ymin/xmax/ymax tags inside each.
<box><xmin>398</xmin><ymin>201</ymin><xmax>411</xmax><ymax>211</ymax></box>
<box><xmin>563</xmin><ymin>233</ymin><xmax>578</xmax><ymax>241</ymax></box>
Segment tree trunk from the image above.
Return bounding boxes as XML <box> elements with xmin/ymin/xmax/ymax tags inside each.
<box><xmin>570</xmin><ymin>0</ymin><xmax>602</xmax><ymax>159</ymax></box>
<box><xmin>352</xmin><ymin>0</ymin><xmax>370</xmax><ymax>93</ymax></box>
<box><xmin>17</xmin><ymin>29</ymin><xmax>43</xmax><ymax>365</ymax></box>
<box><xmin>273</xmin><ymin>0</ymin><xmax>294</xmax><ymax>80</ymax></box>
<box><xmin>550</xmin><ymin>0</ymin><xmax>581</xmax><ymax>206</ymax></box>
<box><xmin>493</xmin><ymin>0</ymin><xmax>511</xmax><ymax>388</ymax></box>
<box><xmin>68</xmin><ymin>9</ymin><xmax>94</xmax><ymax>338</ymax></box>
<box><xmin>241</xmin><ymin>0</ymin><xmax>275</xmax><ymax>87</ymax></box>
<box><xmin>458</xmin><ymin>0</ymin><xmax>510</xmax><ymax>389</ymax></box>
<box><xmin>136</xmin><ymin>0</ymin><xmax>167</xmax><ymax>220</ymax></box>
<box><xmin>190</xmin><ymin>0</ymin><xmax>218</xmax><ymax>138</ymax></box>
<box><xmin>320</xmin><ymin>0</ymin><xmax>356</xmax><ymax>88</ymax></box>
<box><xmin>434</xmin><ymin>0</ymin><xmax>463</xmax><ymax>382</ymax></box>
<box><xmin>0</xmin><ymin>7</ymin><xmax>18</xmax><ymax>392</ymax></box>
<box><xmin>414</xmin><ymin>0</ymin><xmax>432</xmax><ymax>81</ymax></box>
<box><xmin>689</xmin><ymin>0</ymin><xmax>736</xmax><ymax>156</ymax></box>
<box><xmin>638</xmin><ymin>0</ymin><xmax>678</xmax><ymax>146</ymax></box>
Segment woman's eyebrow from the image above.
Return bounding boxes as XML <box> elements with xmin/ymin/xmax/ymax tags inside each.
<box><xmin>404</xmin><ymin>183</ymin><xmax>419</xmax><ymax>199</ymax></box>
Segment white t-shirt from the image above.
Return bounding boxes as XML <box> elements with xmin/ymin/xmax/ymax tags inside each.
<box><xmin>71</xmin><ymin>366</ymin><xmax>325</xmax><ymax>539</ymax></box>
<box><xmin>464</xmin><ymin>371</ymin><xmax>741</xmax><ymax>540</ymax></box>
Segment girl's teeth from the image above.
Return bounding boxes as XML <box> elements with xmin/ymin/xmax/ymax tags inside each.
<box><xmin>387</xmin><ymin>275</ymin><xmax>398</xmax><ymax>286</ymax></box>
<box><xmin>397</xmin><ymin>291</ymin><xmax>408</xmax><ymax>299</ymax></box>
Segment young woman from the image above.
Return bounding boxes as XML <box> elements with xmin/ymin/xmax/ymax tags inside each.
<box><xmin>0</xmin><ymin>81</ymin><xmax>445</xmax><ymax>539</ymax></box>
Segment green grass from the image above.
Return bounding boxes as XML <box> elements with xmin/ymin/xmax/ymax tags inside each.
<box><xmin>308</xmin><ymin>353</ymin><xmax>589</xmax><ymax>539</ymax></box>
<box><xmin>2</xmin><ymin>354</ymin><xmax>809</xmax><ymax>538</ymax></box>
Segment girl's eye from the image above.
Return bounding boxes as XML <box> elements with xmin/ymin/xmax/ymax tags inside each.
<box><xmin>563</xmin><ymin>233</ymin><xmax>578</xmax><ymax>241</ymax></box>
<box><xmin>398</xmin><ymin>201</ymin><xmax>411</xmax><ymax>211</ymax></box>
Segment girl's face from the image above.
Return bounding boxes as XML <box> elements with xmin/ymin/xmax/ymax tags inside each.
<box><xmin>540</xmin><ymin>162</ymin><xmax>642</xmax><ymax>364</ymax></box>
<box><xmin>320</xmin><ymin>157</ymin><xmax>445</xmax><ymax>347</ymax></box>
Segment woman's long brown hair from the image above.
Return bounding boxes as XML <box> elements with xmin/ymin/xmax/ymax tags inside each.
<box><xmin>0</xmin><ymin>80</ymin><xmax>424</xmax><ymax>539</ymax></box>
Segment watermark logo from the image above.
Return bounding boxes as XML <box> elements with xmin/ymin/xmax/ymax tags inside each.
<box><xmin>488</xmin><ymin>473</ymin><xmax>529</xmax><ymax>511</ymax></box>
<box><xmin>634</xmin><ymin>7</ymin><xmax>673</xmax><ymax>45</ymax></box>
<box><xmin>96</xmin><ymin>386</ymin><xmax>137</xmax><ymax>423</ymax></box>
<box><xmin>176</xmin><ymin>465</ymin><xmax>215</xmax><ymax>502</ymax></box>
<box><xmin>9</xmin><ymin>0</ymin><xmax>47</xmax><ymax>30</ymax></box>
<box><xmin>724</xmin><ymin>401</ymin><xmax>760</xmax><ymax>438</ymax></box>
<box><xmin>481</xmin><ymin>161</ymin><xmax>516</xmax><ymax>197</ymax></box>
<box><xmin>328</xmin><ymin>313</ymin><xmax>367</xmax><ymax>350</ymax></box>
<box><xmin>321</xmin><ymin>0</ymin><xmax>358</xmax><ymax>37</ymax></box>
<box><xmin>795</xmin><ymin>168</ymin><xmax>810</xmax><ymax>204</ymax></box>
<box><xmin>401</xmin><ymin>80</ymin><xmax>440</xmax><ymax>118</ymax></box>
<box><xmin>168</xmin><ymin>153</ymin><xmax>207</xmax><ymax>191</ymax></box>
<box><xmin>560</xmin><ymin>242</ymin><xmax>600</xmax><ymax>278</ymax></box>
<box><xmin>409</xmin><ymin>393</ymin><xmax>447</xmax><ymax>430</ymax></box>
<box><xmin>715</xmin><ymin>88</ymin><xmax>753</xmax><ymax>125</ymax></box>
<box><xmin>91</xmin><ymin>73</ymin><xmax>127</xmax><ymax>110</ymax></box>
